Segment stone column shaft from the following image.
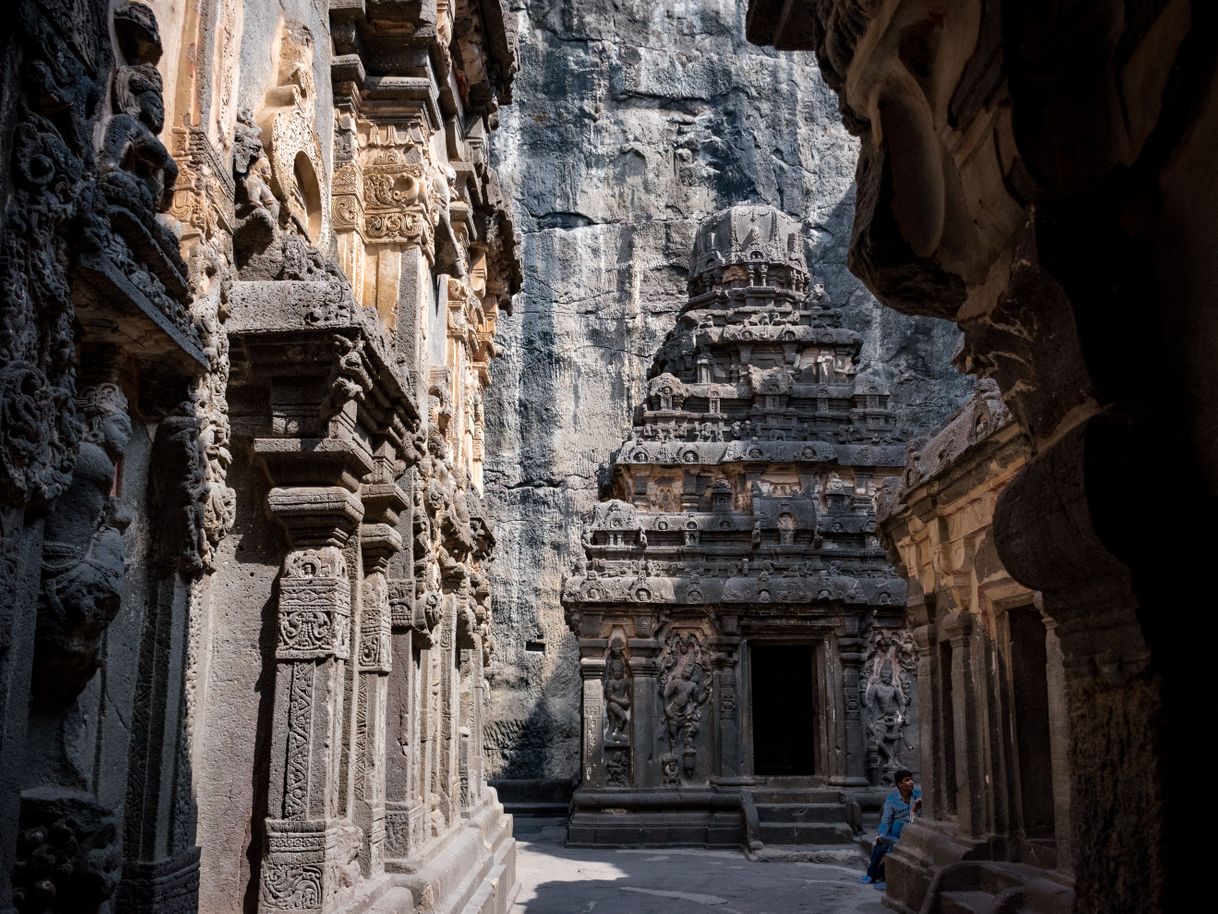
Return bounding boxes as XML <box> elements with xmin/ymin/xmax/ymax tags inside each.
<box><xmin>629</xmin><ymin>649</ymin><xmax>660</xmax><ymax>788</ymax></box>
<box><xmin>259</xmin><ymin>486</ymin><xmax>362</xmax><ymax>913</ymax></box>
<box><xmin>837</xmin><ymin>634</ymin><xmax>868</xmax><ymax>786</ymax></box>
<box><xmin>352</xmin><ymin>520</ymin><xmax>400</xmax><ymax>877</ymax></box>
<box><xmin>580</xmin><ymin>654</ymin><xmax>607</xmax><ymax>787</ymax></box>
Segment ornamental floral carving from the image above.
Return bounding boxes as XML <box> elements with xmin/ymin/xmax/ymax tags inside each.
<box><xmin>278</xmin><ymin>547</ymin><xmax>352</xmax><ymax>660</ymax></box>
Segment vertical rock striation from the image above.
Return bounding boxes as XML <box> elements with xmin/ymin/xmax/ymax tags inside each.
<box><xmin>484</xmin><ymin>0</ymin><xmax>970</xmax><ymax>790</ymax></box>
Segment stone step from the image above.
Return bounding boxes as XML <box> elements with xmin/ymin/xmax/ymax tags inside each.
<box><xmin>939</xmin><ymin>890</ymin><xmax>1000</xmax><ymax>914</ymax></box>
<box><xmin>757</xmin><ymin>821</ymin><xmax>854</xmax><ymax>844</ymax></box>
<box><xmin>501</xmin><ymin>801</ymin><xmax>570</xmax><ymax>817</ymax></box>
<box><xmin>748</xmin><ymin>844</ymin><xmax>864</xmax><ymax>865</ymax></box>
<box><xmin>749</xmin><ymin>788</ymin><xmax>842</xmax><ymax>804</ymax></box>
<box><xmin>363</xmin><ymin>888</ymin><xmax>416</xmax><ymax>913</ymax></box>
<box><xmin>458</xmin><ymin>862</ymin><xmax>505</xmax><ymax>914</ymax></box>
<box><xmin>755</xmin><ymin>802</ymin><xmax>845</xmax><ymax>823</ymax></box>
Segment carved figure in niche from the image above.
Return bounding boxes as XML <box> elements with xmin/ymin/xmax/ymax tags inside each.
<box><xmin>605</xmin><ymin>747</ymin><xmax>629</xmax><ymax>787</ymax></box>
<box><xmin>835</xmin><ymin>355</ymin><xmax>856</xmax><ymax>381</ymax></box>
<box><xmin>431</xmin><ymin>162</ymin><xmax>466</xmax><ymax>276</ymax></box>
<box><xmin>12</xmin><ymin>788</ymin><xmax>121</xmax><ymax>914</ymax></box>
<box><xmin>98</xmin><ymin>4</ymin><xmax>183</xmax><ymax>280</ymax></box>
<box><xmin>233</xmin><ymin>109</ymin><xmax>280</xmax><ymax>247</ymax></box>
<box><xmin>659</xmin><ymin>632</ymin><xmax>711</xmax><ymax>779</ymax></box>
<box><xmin>99</xmin><ymin>62</ymin><xmax>177</xmax><ymax>219</ymax></box>
<box><xmin>603</xmin><ymin>637</ymin><xmax>632</xmax><ymax>744</ymax></box>
<box><xmin>34</xmin><ymin>384</ymin><xmax>132</xmax><ymax>705</ymax></box>
<box><xmin>864</xmin><ymin>661</ymin><xmax>909</xmax><ymax>780</ymax></box>
<box><xmin>860</xmin><ymin>627</ymin><xmax>917</xmax><ymax>784</ymax></box>
<box><xmin>778</xmin><ymin>512</ymin><xmax>796</xmax><ymax>545</ymax></box>
<box><xmin>816</xmin><ymin>349</ymin><xmax>834</xmax><ymax>382</ymax></box>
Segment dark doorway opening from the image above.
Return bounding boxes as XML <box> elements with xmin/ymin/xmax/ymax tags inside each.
<box><xmin>751</xmin><ymin>644</ymin><xmax>815</xmax><ymax>776</ymax></box>
<box><xmin>1008</xmin><ymin>606</ymin><xmax>1055</xmax><ymax>842</ymax></box>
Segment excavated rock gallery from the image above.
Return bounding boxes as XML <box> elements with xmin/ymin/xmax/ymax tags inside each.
<box><xmin>0</xmin><ymin>1</ymin><xmax>1209</xmax><ymax>912</ymax></box>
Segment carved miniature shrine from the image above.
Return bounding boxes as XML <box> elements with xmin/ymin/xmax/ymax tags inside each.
<box><xmin>562</xmin><ymin>205</ymin><xmax>916</xmax><ymax>847</ymax></box>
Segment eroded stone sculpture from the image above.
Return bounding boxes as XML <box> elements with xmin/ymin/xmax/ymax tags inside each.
<box><xmin>34</xmin><ymin>384</ymin><xmax>131</xmax><ymax>705</ymax></box>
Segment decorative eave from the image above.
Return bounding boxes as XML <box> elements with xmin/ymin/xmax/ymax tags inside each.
<box><xmin>226</xmin><ymin>280</ymin><xmax>420</xmax><ymax>451</ymax></box>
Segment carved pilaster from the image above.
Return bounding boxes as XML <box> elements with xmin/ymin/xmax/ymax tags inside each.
<box><xmin>579</xmin><ymin>654</ymin><xmax>607</xmax><ymax>788</ymax></box>
<box><xmin>259</xmin><ymin>485</ymin><xmax>362</xmax><ymax>913</ymax></box>
<box><xmin>351</xmin><ymin>499</ymin><xmax>404</xmax><ymax>877</ymax></box>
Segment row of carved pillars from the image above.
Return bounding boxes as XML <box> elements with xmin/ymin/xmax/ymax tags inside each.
<box><xmin>255</xmin><ymin>465</ymin><xmax>482</xmax><ymax>910</ymax></box>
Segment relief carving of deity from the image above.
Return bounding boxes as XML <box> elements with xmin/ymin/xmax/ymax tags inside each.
<box><xmin>603</xmin><ymin>637</ymin><xmax>631</xmax><ymax>744</ymax></box>
<box><xmin>34</xmin><ymin>384</ymin><xmax>132</xmax><ymax>705</ymax></box>
<box><xmin>659</xmin><ymin>631</ymin><xmax>711</xmax><ymax>782</ymax></box>
<box><xmin>860</xmin><ymin>628</ymin><xmax>917</xmax><ymax>785</ymax></box>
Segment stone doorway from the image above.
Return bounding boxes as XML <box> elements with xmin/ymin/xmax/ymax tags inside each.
<box><xmin>751</xmin><ymin>644</ymin><xmax>817</xmax><ymax>776</ymax></box>
<box><xmin>1006</xmin><ymin>605</ymin><xmax>1056</xmax><ymax>851</ymax></box>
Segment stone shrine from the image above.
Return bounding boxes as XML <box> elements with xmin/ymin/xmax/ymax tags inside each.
<box><xmin>562</xmin><ymin>204</ymin><xmax>915</xmax><ymax>847</ymax></box>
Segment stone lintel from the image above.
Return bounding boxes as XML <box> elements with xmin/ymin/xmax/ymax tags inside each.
<box><xmin>227</xmin><ymin>280</ymin><xmax>417</xmax><ymax>421</ymax></box>
<box><xmin>361</xmin><ymin>481</ymin><xmax>410</xmax><ymax>526</ymax></box>
<box><xmin>74</xmin><ymin>253</ymin><xmax>209</xmax><ymax>373</ymax></box>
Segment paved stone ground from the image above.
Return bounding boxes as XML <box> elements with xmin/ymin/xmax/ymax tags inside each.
<box><xmin>511</xmin><ymin>819</ymin><xmax>890</xmax><ymax>914</ymax></box>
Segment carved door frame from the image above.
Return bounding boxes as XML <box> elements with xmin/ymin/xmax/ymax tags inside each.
<box><xmin>743</xmin><ymin>638</ymin><xmax>824</xmax><ymax>781</ymax></box>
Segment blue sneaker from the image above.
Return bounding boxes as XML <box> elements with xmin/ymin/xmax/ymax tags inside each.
<box><xmin>859</xmin><ymin>875</ymin><xmax>875</xmax><ymax>884</ymax></box>
<box><xmin>873</xmin><ymin>882</ymin><xmax>886</xmax><ymax>890</ymax></box>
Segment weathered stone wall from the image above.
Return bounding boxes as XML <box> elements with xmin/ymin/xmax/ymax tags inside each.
<box><xmin>483</xmin><ymin>0</ymin><xmax>971</xmax><ymax>787</ymax></box>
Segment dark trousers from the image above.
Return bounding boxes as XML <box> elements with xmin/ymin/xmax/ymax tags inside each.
<box><xmin>866</xmin><ymin>839</ymin><xmax>893</xmax><ymax>881</ymax></box>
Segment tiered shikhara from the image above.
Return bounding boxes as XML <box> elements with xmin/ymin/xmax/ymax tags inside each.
<box><xmin>562</xmin><ymin>204</ymin><xmax>915</xmax><ymax>845</ymax></box>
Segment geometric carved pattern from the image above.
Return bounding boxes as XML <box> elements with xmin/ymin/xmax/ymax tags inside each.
<box><xmin>278</xmin><ymin>548</ymin><xmax>351</xmax><ymax>660</ymax></box>
<box><xmin>282</xmin><ymin>663</ymin><xmax>314</xmax><ymax>819</ymax></box>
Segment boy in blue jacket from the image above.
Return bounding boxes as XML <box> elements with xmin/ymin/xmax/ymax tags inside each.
<box><xmin>861</xmin><ymin>769</ymin><xmax>922</xmax><ymax>889</ymax></box>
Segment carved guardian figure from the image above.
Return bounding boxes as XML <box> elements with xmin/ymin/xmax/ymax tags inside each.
<box><xmin>33</xmin><ymin>383</ymin><xmax>131</xmax><ymax>705</ymax></box>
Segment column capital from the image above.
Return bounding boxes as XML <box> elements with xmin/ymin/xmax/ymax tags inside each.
<box><xmin>267</xmin><ymin>486</ymin><xmax>364</xmax><ymax>547</ymax></box>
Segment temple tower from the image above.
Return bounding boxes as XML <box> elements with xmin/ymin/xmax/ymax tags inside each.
<box><xmin>562</xmin><ymin>204</ymin><xmax>914</xmax><ymax>847</ymax></box>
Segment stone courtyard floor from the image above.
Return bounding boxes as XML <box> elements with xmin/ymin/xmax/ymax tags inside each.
<box><xmin>511</xmin><ymin>819</ymin><xmax>890</xmax><ymax>914</ymax></box>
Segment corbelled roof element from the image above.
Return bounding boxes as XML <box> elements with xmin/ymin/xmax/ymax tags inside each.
<box><xmin>689</xmin><ymin>204</ymin><xmax>807</xmax><ymax>293</ymax></box>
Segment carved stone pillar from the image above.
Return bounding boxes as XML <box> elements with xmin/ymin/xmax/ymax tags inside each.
<box><xmin>628</xmin><ymin>644</ymin><xmax>661</xmax><ymax>789</ymax></box>
<box><xmin>435</xmin><ymin>594</ymin><xmax>460</xmax><ymax>832</ymax></box>
<box><xmin>259</xmin><ymin>486</ymin><xmax>362</xmax><ymax>913</ymax></box>
<box><xmin>710</xmin><ymin>637</ymin><xmax>742</xmax><ymax>781</ymax></box>
<box><xmin>384</xmin><ymin>577</ymin><xmax>428</xmax><ymax>861</ymax></box>
<box><xmin>457</xmin><ymin>640</ymin><xmax>484</xmax><ymax>808</ymax></box>
<box><xmin>837</xmin><ymin>633</ymin><xmax>868</xmax><ymax>787</ymax></box>
<box><xmin>943</xmin><ymin>613</ymin><xmax>984</xmax><ymax>838</ymax></box>
<box><xmin>352</xmin><ymin>509</ymin><xmax>401</xmax><ymax>878</ymax></box>
<box><xmin>579</xmin><ymin>652</ymin><xmax>607</xmax><ymax>788</ymax></box>
<box><xmin>1041</xmin><ymin>613</ymin><xmax>1072</xmax><ymax>874</ymax></box>
<box><xmin>911</xmin><ymin>623</ymin><xmax>939</xmax><ymax>819</ymax></box>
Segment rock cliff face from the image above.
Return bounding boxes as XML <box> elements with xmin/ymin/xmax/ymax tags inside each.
<box><xmin>483</xmin><ymin>0</ymin><xmax>970</xmax><ymax>786</ymax></box>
